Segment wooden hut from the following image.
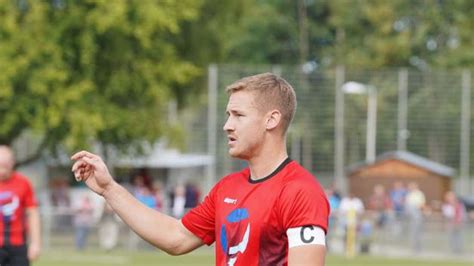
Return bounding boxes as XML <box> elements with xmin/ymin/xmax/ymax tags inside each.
<box><xmin>347</xmin><ymin>151</ymin><xmax>455</xmax><ymax>208</ymax></box>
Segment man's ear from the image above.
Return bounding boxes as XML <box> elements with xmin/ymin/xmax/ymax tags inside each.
<box><xmin>266</xmin><ymin>110</ymin><xmax>282</xmax><ymax>130</ymax></box>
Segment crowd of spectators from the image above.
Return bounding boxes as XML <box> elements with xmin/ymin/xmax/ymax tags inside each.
<box><xmin>326</xmin><ymin>181</ymin><xmax>469</xmax><ymax>255</ymax></box>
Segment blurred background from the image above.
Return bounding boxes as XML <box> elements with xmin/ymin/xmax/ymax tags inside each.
<box><xmin>0</xmin><ymin>0</ymin><xmax>473</xmax><ymax>265</ymax></box>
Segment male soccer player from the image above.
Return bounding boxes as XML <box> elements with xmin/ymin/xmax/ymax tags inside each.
<box><xmin>0</xmin><ymin>145</ymin><xmax>41</xmax><ymax>266</ymax></box>
<box><xmin>71</xmin><ymin>73</ymin><xmax>329</xmax><ymax>265</ymax></box>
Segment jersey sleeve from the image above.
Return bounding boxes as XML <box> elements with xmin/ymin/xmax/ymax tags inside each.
<box><xmin>279</xmin><ymin>179</ymin><xmax>329</xmax><ymax>234</ymax></box>
<box><xmin>181</xmin><ymin>184</ymin><xmax>218</xmax><ymax>245</ymax></box>
<box><xmin>23</xmin><ymin>176</ymin><xmax>38</xmax><ymax>208</ymax></box>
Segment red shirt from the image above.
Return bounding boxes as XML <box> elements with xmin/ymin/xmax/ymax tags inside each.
<box><xmin>182</xmin><ymin>159</ymin><xmax>329</xmax><ymax>266</ymax></box>
<box><xmin>0</xmin><ymin>172</ymin><xmax>38</xmax><ymax>246</ymax></box>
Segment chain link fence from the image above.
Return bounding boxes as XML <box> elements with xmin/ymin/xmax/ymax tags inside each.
<box><xmin>41</xmin><ymin>205</ymin><xmax>473</xmax><ymax>260</ymax></box>
<box><xmin>187</xmin><ymin>65</ymin><xmax>473</xmax><ymax>194</ymax></box>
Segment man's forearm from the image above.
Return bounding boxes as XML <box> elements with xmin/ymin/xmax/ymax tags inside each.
<box><xmin>102</xmin><ymin>182</ymin><xmax>201</xmax><ymax>254</ymax></box>
<box><xmin>27</xmin><ymin>208</ymin><xmax>41</xmax><ymax>246</ymax></box>
<box><xmin>27</xmin><ymin>207</ymin><xmax>41</xmax><ymax>261</ymax></box>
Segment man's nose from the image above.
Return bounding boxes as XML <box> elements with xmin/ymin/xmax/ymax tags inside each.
<box><xmin>223</xmin><ymin>117</ymin><xmax>233</xmax><ymax>132</ymax></box>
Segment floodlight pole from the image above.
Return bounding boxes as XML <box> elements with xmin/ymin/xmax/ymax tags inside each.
<box><xmin>341</xmin><ymin>81</ymin><xmax>378</xmax><ymax>164</ymax></box>
<box><xmin>366</xmin><ymin>86</ymin><xmax>377</xmax><ymax>163</ymax></box>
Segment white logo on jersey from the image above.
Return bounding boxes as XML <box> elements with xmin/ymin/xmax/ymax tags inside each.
<box><xmin>228</xmin><ymin>224</ymin><xmax>250</xmax><ymax>266</ymax></box>
<box><xmin>224</xmin><ymin>197</ymin><xmax>237</xmax><ymax>204</ymax></box>
<box><xmin>0</xmin><ymin>194</ymin><xmax>19</xmax><ymax>217</ymax></box>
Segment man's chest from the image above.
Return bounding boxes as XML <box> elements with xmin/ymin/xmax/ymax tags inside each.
<box><xmin>214</xmin><ymin>183</ymin><xmax>287</xmax><ymax>263</ymax></box>
<box><xmin>216</xmin><ymin>182</ymin><xmax>282</xmax><ymax>226</ymax></box>
<box><xmin>0</xmin><ymin>183</ymin><xmax>25</xmax><ymax>218</ymax></box>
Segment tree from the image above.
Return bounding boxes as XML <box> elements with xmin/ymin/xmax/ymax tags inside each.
<box><xmin>172</xmin><ymin>0</ymin><xmax>253</xmax><ymax>108</ymax></box>
<box><xmin>0</xmin><ymin>0</ymin><xmax>203</xmax><ymax>164</ymax></box>
<box><xmin>222</xmin><ymin>0</ymin><xmax>474</xmax><ymax>69</ymax></box>
<box><xmin>326</xmin><ymin>0</ymin><xmax>474</xmax><ymax>68</ymax></box>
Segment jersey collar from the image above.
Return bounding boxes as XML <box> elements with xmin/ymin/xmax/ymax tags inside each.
<box><xmin>248</xmin><ymin>157</ymin><xmax>292</xmax><ymax>184</ymax></box>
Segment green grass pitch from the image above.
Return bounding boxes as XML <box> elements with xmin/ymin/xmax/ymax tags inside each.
<box><xmin>34</xmin><ymin>249</ymin><xmax>472</xmax><ymax>266</ymax></box>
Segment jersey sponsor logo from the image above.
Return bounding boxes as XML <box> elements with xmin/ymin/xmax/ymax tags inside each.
<box><xmin>0</xmin><ymin>191</ymin><xmax>19</xmax><ymax>218</ymax></box>
<box><xmin>220</xmin><ymin>208</ymin><xmax>250</xmax><ymax>266</ymax></box>
<box><xmin>224</xmin><ymin>197</ymin><xmax>237</xmax><ymax>204</ymax></box>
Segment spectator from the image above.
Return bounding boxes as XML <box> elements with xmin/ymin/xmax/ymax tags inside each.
<box><xmin>405</xmin><ymin>182</ymin><xmax>425</xmax><ymax>253</ymax></box>
<box><xmin>442</xmin><ymin>191</ymin><xmax>466</xmax><ymax>253</ymax></box>
<box><xmin>390</xmin><ymin>181</ymin><xmax>407</xmax><ymax>215</ymax></box>
<box><xmin>49</xmin><ymin>177</ymin><xmax>71</xmax><ymax>230</ymax></box>
<box><xmin>326</xmin><ymin>187</ymin><xmax>341</xmax><ymax>252</ymax></box>
<box><xmin>172</xmin><ymin>185</ymin><xmax>186</xmax><ymax>219</ymax></box>
<box><xmin>128</xmin><ymin>175</ymin><xmax>157</xmax><ymax>250</ymax></box>
<box><xmin>339</xmin><ymin>193</ymin><xmax>365</xmax><ymax>228</ymax></box>
<box><xmin>358</xmin><ymin>213</ymin><xmax>374</xmax><ymax>254</ymax></box>
<box><xmin>326</xmin><ymin>188</ymin><xmax>341</xmax><ymax>229</ymax></box>
<box><xmin>50</xmin><ymin>177</ymin><xmax>71</xmax><ymax>208</ymax></box>
<box><xmin>73</xmin><ymin>195</ymin><xmax>95</xmax><ymax>250</ymax></box>
<box><xmin>368</xmin><ymin>184</ymin><xmax>392</xmax><ymax>228</ymax></box>
<box><xmin>130</xmin><ymin>175</ymin><xmax>157</xmax><ymax>209</ymax></box>
<box><xmin>339</xmin><ymin>193</ymin><xmax>364</xmax><ymax>256</ymax></box>
<box><xmin>389</xmin><ymin>181</ymin><xmax>407</xmax><ymax>235</ymax></box>
<box><xmin>184</xmin><ymin>183</ymin><xmax>200</xmax><ymax>209</ymax></box>
<box><xmin>98</xmin><ymin>202</ymin><xmax>120</xmax><ymax>251</ymax></box>
<box><xmin>153</xmin><ymin>182</ymin><xmax>165</xmax><ymax>212</ymax></box>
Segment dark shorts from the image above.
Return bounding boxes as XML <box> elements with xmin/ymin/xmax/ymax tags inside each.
<box><xmin>0</xmin><ymin>245</ymin><xmax>29</xmax><ymax>266</ymax></box>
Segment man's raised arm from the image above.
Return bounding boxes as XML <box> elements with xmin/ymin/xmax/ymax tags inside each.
<box><xmin>71</xmin><ymin>151</ymin><xmax>203</xmax><ymax>255</ymax></box>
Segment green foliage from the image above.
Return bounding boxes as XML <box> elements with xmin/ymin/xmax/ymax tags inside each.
<box><xmin>0</xmin><ymin>0</ymin><xmax>472</xmax><ymax>166</ymax></box>
<box><xmin>0</xmin><ymin>0</ymin><xmax>203</xmax><ymax>161</ymax></box>
<box><xmin>220</xmin><ymin>0</ymin><xmax>473</xmax><ymax>170</ymax></box>
<box><xmin>171</xmin><ymin>0</ymin><xmax>253</xmax><ymax>107</ymax></box>
<box><xmin>224</xmin><ymin>0</ymin><xmax>474</xmax><ymax>69</ymax></box>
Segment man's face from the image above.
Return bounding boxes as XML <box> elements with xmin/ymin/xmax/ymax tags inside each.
<box><xmin>223</xmin><ymin>90</ymin><xmax>267</xmax><ymax>160</ymax></box>
<box><xmin>0</xmin><ymin>148</ymin><xmax>14</xmax><ymax>181</ymax></box>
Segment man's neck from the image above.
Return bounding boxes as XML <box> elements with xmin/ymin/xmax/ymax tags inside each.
<box><xmin>247</xmin><ymin>145</ymin><xmax>288</xmax><ymax>181</ymax></box>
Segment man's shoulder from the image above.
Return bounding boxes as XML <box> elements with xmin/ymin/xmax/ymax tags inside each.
<box><xmin>282</xmin><ymin>161</ymin><xmax>318</xmax><ymax>185</ymax></box>
<box><xmin>220</xmin><ymin>168</ymin><xmax>249</xmax><ymax>182</ymax></box>
<box><xmin>11</xmin><ymin>172</ymin><xmax>33</xmax><ymax>185</ymax></box>
<box><xmin>278</xmin><ymin>162</ymin><xmax>327</xmax><ymax>200</ymax></box>
<box><xmin>207</xmin><ymin>168</ymin><xmax>248</xmax><ymax>197</ymax></box>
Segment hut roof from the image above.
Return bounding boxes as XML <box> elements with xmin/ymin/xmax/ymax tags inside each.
<box><xmin>347</xmin><ymin>150</ymin><xmax>455</xmax><ymax>177</ymax></box>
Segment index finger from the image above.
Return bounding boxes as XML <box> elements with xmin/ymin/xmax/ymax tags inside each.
<box><xmin>71</xmin><ymin>150</ymin><xmax>98</xmax><ymax>161</ymax></box>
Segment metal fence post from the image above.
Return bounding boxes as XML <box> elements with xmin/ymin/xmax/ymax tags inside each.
<box><xmin>460</xmin><ymin>69</ymin><xmax>471</xmax><ymax>195</ymax></box>
<box><xmin>207</xmin><ymin>64</ymin><xmax>218</xmax><ymax>194</ymax></box>
<box><xmin>334</xmin><ymin>65</ymin><xmax>346</xmax><ymax>194</ymax></box>
<box><xmin>398</xmin><ymin>68</ymin><xmax>408</xmax><ymax>151</ymax></box>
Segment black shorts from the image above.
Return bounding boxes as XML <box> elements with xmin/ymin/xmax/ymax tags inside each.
<box><xmin>0</xmin><ymin>245</ymin><xmax>29</xmax><ymax>266</ymax></box>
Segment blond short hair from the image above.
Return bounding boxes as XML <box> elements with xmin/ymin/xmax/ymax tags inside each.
<box><xmin>226</xmin><ymin>73</ymin><xmax>297</xmax><ymax>134</ymax></box>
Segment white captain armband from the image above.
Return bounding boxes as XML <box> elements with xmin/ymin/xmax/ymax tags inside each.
<box><xmin>286</xmin><ymin>225</ymin><xmax>326</xmax><ymax>248</ymax></box>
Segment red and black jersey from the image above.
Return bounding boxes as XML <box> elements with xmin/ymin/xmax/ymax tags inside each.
<box><xmin>182</xmin><ymin>158</ymin><xmax>329</xmax><ymax>266</ymax></box>
<box><xmin>0</xmin><ymin>172</ymin><xmax>38</xmax><ymax>247</ymax></box>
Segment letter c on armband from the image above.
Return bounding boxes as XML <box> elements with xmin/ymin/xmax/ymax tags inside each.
<box><xmin>286</xmin><ymin>225</ymin><xmax>326</xmax><ymax>248</ymax></box>
<box><xmin>300</xmin><ymin>225</ymin><xmax>315</xmax><ymax>243</ymax></box>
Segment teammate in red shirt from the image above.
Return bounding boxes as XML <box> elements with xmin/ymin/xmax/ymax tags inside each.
<box><xmin>0</xmin><ymin>145</ymin><xmax>41</xmax><ymax>266</ymax></box>
<box><xmin>71</xmin><ymin>73</ymin><xmax>329</xmax><ymax>265</ymax></box>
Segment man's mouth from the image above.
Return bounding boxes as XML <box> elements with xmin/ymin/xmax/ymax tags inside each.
<box><xmin>228</xmin><ymin>136</ymin><xmax>237</xmax><ymax>145</ymax></box>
